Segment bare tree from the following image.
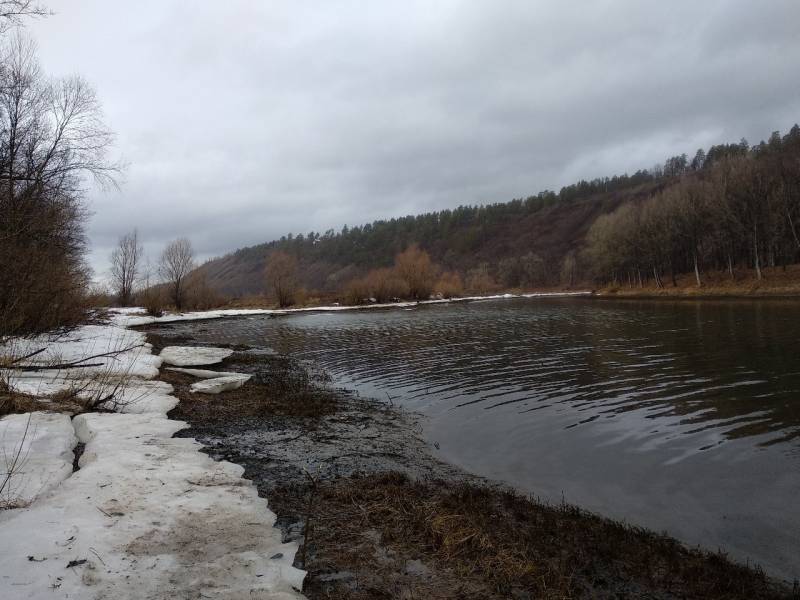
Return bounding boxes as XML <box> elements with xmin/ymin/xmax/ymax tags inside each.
<box><xmin>109</xmin><ymin>229</ymin><xmax>142</xmax><ymax>306</ymax></box>
<box><xmin>264</xmin><ymin>250</ymin><xmax>298</xmax><ymax>307</ymax></box>
<box><xmin>0</xmin><ymin>34</ymin><xmax>119</xmax><ymax>337</ymax></box>
<box><xmin>0</xmin><ymin>1</ymin><xmax>49</xmax><ymax>33</ymax></box>
<box><xmin>158</xmin><ymin>238</ymin><xmax>195</xmax><ymax>310</ymax></box>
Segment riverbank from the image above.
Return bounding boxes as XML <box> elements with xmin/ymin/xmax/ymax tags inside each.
<box><xmin>597</xmin><ymin>264</ymin><xmax>800</xmax><ymax>298</ymax></box>
<box><xmin>144</xmin><ymin>326</ymin><xmax>795</xmax><ymax>599</ymax></box>
<box><xmin>114</xmin><ymin>291</ymin><xmax>592</xmax><ymax>328</ymax></box>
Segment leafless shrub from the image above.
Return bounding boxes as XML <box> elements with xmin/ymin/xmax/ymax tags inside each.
<box><xmin>465</xmin><ymin>262</ymin><xmax>498</xmax><ymax>294</ymax></box>
<box><xmin>395</xmin><ymin>244</ymin><xmax>437</xmax><ymax>300</ymax></box>
<box><xmin>264</xmin><ymin>250</ymin><xmax>299</xmax><ymax>307</ymax></box>
<box><xmin>343</xmin><ymin>276</ymin><xmax>371</xmax><ymax>305</ymax></box>
<box><xmin>435</xmin><ymin>271</ymin><xmax>464</xmax><ymax>298</ymax></box>
<box><xmin>185</xmin><ymin>268</ymin><xmax>224</xmax><ymax>310</ymax></box>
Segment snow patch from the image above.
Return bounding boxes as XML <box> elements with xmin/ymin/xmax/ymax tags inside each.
<box><xmin>1</xmin><ymin>325</ymin><xmax>161</xmax><ymax>401</ymax></box>
<box><xmin>0</xmin><ymin>412</ymin><xmax>305</xmax><ymax>598</ymax></box>
<box><xmin>0</xmin><ymin>321</ymin><xmax>306</xmax><ymax>598</ymax></box>
<box><xmin>0</xmin><ymin>412</ymin><xmax>76</xmax><ymax>508</ymax></box>
<box><xmin>159</xmin><ymin>346</ymin><xmax>234</xmax><ymax>367</ymax></box>
<box><xmin>190</xmin><ymin>374</ymin><xmax>252</xmax><ymax>394</ymax></box>
<box><xmin>167</xmin><ymin>367</ymin><xmax>244</xmax><ymax>378</ymax></box>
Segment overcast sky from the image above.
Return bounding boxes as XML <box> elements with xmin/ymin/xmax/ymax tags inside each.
<box><xmin>28</xmin><ymin>1</ymin><xmax>800</xmax><ymax>279</ymax></box>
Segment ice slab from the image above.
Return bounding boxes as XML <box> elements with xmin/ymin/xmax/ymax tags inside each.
<box><xmin>0</xmin><ymin>412</ymin><xmax>305</xmax><ymax>598</ymax></box>
<box><xmin>0</xmin><ymin>412</ymin><xmax>76</xmax><ymax>508</ymax></box>
<box><xmin>166</xmin><ymin>367</ymin><xmax>243</xmax><ymax>379</ymax></box>
<box><xmin>190</xmin><ymin>374</ymin><xmax>252</xmax><ymax>394</ymax></box>
<box><xmin>159</xmin><ymin>346</ymin><xmax>234</xmax><ymax>367</ymax></box>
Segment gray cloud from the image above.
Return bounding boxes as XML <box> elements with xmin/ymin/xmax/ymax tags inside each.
<box><xmin>29</xmin><ymin>0</ymin><xmax>800</xmax><ymax>278</ymax></box>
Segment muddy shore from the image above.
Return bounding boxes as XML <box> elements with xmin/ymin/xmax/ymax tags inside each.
<box><xmin>143</xmin><ymin>324</ymin><xmax>794</xmax><ymax>600</ymax></box>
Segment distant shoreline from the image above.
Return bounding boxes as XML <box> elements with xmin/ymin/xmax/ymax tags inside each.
<box><xmin>118</xmin><ymin>282</ymin><xmax>800</xmax><ymax>331</ymax></box>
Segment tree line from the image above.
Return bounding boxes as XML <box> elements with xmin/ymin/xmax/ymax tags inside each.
<box><xmin>102</xmin><ymin>121</ymin><xmax>800</xmax><ymax>311</ymax></box>
<box><xmin>198</xmin><ymin>121</ymin><xmax>800</xmax><ymax>301</ymax></box>
<box><xmin>585</xmin><ymin>126</ymin><xmax>800</xmax><ymax>288</ymax></box>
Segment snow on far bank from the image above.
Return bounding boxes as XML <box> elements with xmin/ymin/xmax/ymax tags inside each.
<box><xmin>111</xmin><ymin>291</ymin><xmax>592</xmax><ymax>327</ymax></box>
<box><xmin>0</xmin><ymin>412</ymin><xmax>76</xmax><ymax>509</ymax></box>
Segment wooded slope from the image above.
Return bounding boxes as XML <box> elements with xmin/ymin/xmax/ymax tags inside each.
<box><xmin>197</xmin><ymin>124</ymin><xmax>800</xmax><ymax>297</ymax></box>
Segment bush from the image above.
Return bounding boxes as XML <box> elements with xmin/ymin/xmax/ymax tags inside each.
<box><xmin>185</xmin><ymin>271</ymin><xmax>225</xmax><ymax>310</ymax></box>
<box><xmin>466</xmin><ymin>263</ymin><xmax>498</xmax><ymax>294</ymax></box>
<box><xmin>137</xmin><ymin>287</ymin><xmax>165</xmax><ymax>317</ymax></box>
<box><xmin>363</xmin><ymin>268</ymin><xmax>409</xmax><ymax>303</ymax></box>
<box><xmin>395</xmin><ymin>244</ymin><xmax>437</xmax><ymax>300</ymax></box>
<box><xmin>435</xmin><ymin>271</ymin><xmax>464</xmax><ymax>298</ymax></box>
<box><xmin>265</xmin><ymin>251</ymin><xmax>299</xmax><ymax>307</ymax></box>
<box><xmin>344</xmin><ymin>277</ymin><xmax>372</xmax><ymax>305</ymax></box>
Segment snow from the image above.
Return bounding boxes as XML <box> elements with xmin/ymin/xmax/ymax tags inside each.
<box><xmin>0</xmin><ymin>412</ymin><xmax>76</xmax><ymax>508</ymax></box>
<box><xmin>190</xmin><ymin>374</ymin><xmax>251</xmax><ymax>394</ymax></box>
<box><xmin>159</xmin><ymin>346</ymin><xmax>234</xmax><ymax>367</ymax></box>
<box><xmin>0</xmin><ymin>413</ymin><xmax>304</xmax><ymax>599</ymax></box>
<box><xmin>110</xmin><ymin>291</ymin><xmax>592</xmax><ymax>327</ymax></box>
<box><xmin>167</xmin><ymin>367</ymin><xmax>244</xmax><ymax>378</ymax></box>
<box><xmin>3</xmin><ymin>324</ymin><xmax>161</xmax><ymax>379</ymax></box>
<box><xmin>0</xmin><ymin>320</ymin><xmax>306</xmax><ymax>598</ymax></box>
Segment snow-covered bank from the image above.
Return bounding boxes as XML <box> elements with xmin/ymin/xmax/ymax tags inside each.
<box><xmin>115</xmin><ymin>291</ymin><xmax>592</xmax><ymax>327</ymax></box>
<box><xmin>0</xmin><ymin>323</ymin><xmax>306</xmax><ymax>598</ymax></box>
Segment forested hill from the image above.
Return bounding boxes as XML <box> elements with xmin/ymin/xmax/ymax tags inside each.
<box><xmin>197</xmin><ymin>124</ymin><xmax>800</xmax><ymax>297</ymax></box>
<box><xmin>197</xmin><ymin>179</ymin><xmax>663</xmax><ymax>296</ymax></box>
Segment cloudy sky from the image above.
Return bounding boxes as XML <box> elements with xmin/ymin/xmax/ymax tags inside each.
<box><xmin>28</xmin><ymin>1</ymin><xmax>800</xmax><ymax>278</ymax></box>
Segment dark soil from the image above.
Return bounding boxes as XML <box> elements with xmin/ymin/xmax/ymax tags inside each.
<box><xmin>146</xmin><ymin>327</ymin><xmax>795</xmax><ymax>600</ymax></box>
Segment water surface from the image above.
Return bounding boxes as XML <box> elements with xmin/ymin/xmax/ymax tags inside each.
<box><xmin>172</xmin><ymin>297</ymin><xmax>800</xmax><ymax>581</ymax></box>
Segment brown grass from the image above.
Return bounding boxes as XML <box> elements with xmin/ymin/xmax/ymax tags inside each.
<box><xmin>0</xmin><ymin>386</ymin><xmax>41</xmax><ymax>417</ymax></box>
<box><xmin>294</xmin><ymin>473</ymin><xmax>792</xmax><ymax>600</ymax></box>
<box><xmin>0</xmin><ymin>384</ymin><xmax>86</xmax><ymax>418</ymax></box>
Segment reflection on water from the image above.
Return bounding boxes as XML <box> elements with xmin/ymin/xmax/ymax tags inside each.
<box><xmin>167</xmin><ymin>297</ymin><xmax>800</xmax><ymax>581</ymax></box>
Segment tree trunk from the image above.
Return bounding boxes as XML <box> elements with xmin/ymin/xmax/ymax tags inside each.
<box><xmin>693</xmin><ymin>251</ymin><xmax>702</xmax><ymax>287</ymax></box>
<box><xmin>753</xmin><ymin>224</ymin><xmax>762</xmax><ymax>281</ymax></box>
<box><xmin>727</xmin><ymin>254</ymin><xmax>735</xmax><ymax>281</ymax></box>
<box><xmin>653</xmin><ymin>266</ymin><xmax>663</xmax><ymax>289</ymax></box>
<box><xmin>787</xmin><ymin>210</ymin><xmax>800</xmax><ymax>249</ymax></box>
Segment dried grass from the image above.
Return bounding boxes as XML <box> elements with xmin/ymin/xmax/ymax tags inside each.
<box><xmin>294</xmin><ymin>473</ymin><xmax>792</xmax><ymax>600</ymax></box>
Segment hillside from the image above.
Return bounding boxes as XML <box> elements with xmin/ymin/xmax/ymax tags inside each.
<box><xmin>197</xmin><ymin>181</ymin><xmax>664</xmax><ymax>297</ymax></box>
<box><xmin>196</xmin><ymin>123</ymin><xmax>800</xmax><ymax>300</ymax></box>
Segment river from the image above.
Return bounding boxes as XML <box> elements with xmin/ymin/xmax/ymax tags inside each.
<box><xmin>167</xmin><ymin>296</ymin><xmax>800</xmax><ymax>582</ymax></box>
